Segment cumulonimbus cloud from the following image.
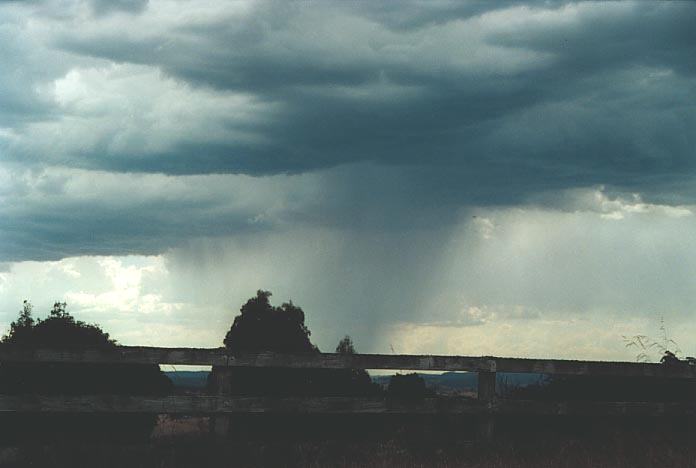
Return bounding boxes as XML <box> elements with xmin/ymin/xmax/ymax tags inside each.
<box><xmin>2</xmin><ymin>1</ymin><xmax>696</xmax><ymax>263</ymax></box>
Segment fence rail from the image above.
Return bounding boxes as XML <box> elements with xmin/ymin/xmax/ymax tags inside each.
<box><xmin>1</xmin><ymin>395</ymin><xmax>694</xmax><ymax>417</ymax></box>
<box><xmin>1</xmin><ymin>346</ymin><xmax>695</xmax><ymax>378</ymax></box>
<box><xmin>2</xmin><ymin>344</ymin><xmax>695</xmax><ymax>440</ymax></box>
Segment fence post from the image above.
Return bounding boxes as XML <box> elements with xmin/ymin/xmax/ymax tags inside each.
<box><xmin>477</xmin><ymin>370</ymin><xmax>496</xmax><ymax>441</ymax></box>
<box><xmin>212</xmin><ymin>366</ymin><xmax>231</xmax><ymax>438</ymax></box>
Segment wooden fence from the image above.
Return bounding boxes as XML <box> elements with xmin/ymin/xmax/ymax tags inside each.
<box><xmin>1</xmin><ymin>346</ymin><xmax>695</xmax><ymax>438</ymax></box>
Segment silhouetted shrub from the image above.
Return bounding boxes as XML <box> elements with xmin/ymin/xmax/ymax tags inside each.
<box><xmin>210</xmin><ymin>290</ymin><xmax>318</xmax><ymax>397</ymax></box>
<box><xmin>210</xmin><ymin>290</ymin><xmax>379</xmax><ymax>397</ymax></box>
<box><xmin>0</xmin><ymin>301</ymin><xmax>172</xmax><ymax>442</ymax></box>
<box><xmin>387</xmin><ymin>373</ymin><xmax>432</xmax><ymax>398</ymax></box>
<box><xmin>223</xmin><ymin>290</ymin><xmax>317</xmax><ymax>354</ymax></box>
<box><xmin>328</xmin><ymin>335</ymin><xmax>382</xmax><ymax>397</ymax></box>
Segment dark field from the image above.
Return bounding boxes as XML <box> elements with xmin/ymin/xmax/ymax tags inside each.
<box><xmin>2</xmin><ymin>414</ymin><xmax>695</xmax><ymax>467</ymax></box>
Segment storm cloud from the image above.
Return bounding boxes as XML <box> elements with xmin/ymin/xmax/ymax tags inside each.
<box><xmin>1</xmin><ymin>1</ymin><xmax>696</xmax><ymax>357</ymax></box>
<box><xmin>2</xmin><ymin>1</ymin><xmax>696</xmax><ymax>261</ymax></box>
<box><xmin>3</xmin><ymin>2</ymin><xmax>696</xmax><ymax>179</ymax></box>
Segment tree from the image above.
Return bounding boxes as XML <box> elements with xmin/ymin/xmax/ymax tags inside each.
<box><xmin>212</xmin><ymin>290</ymin><xmax>319</xmax><ymax>397</ymax></box>
<box><xmin>336</xmin><ymin>335</ymin><xmax>356</xmax><ymax>354</ymax></box>
<box><xmin>3</xmin><ymin>301</ymin><xmax>116</xmax><ymax>350</ymax></box>
<box><xmin>210</xmin><ymin>294</ymin><xmax>381</xmax><ymax>440</ymax></box>
<box><xmin>0</xmin><ymin>301</ymin><xmax>172</xmax><ymax>442</ymax></box>
<box><xmin>3</xmin><ymin>300</ymin><xmax>35</xmax><ymax>344</ymax></box>
<box><xmin>211</xmin><ymin>291</ymin><xmax>379</xmax><ymax>397</ymax></box>
<box><xmin>331</xmin><ymin>335</ymin><xmax>380</xmax><ymax>396</ymax></box>
<box><xmin>223</xmin><ymin>290</ymin><xmax>317</xmax><ymax>354</ymax></box>
<box><xmin>387</xmin><ymin>373</ymin><xmax>431</xmax><ymax>398</ymax></box>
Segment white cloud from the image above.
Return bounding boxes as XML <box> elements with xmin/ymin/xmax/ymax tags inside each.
<box><xmin>0</xmin><ymin>256</ymin><xmax>203</xmax><ymax>346</ymax></box>
<box><xmin>574</xmin><ymin>188</ymin><xmax>694</xmax><ymax>220</ymax></box>
<box><xmin>472</xmin><ymin>216</ymin><xmax>495</xmax><ymax>239</ymax></box>
<box><xmin>384</xmin><ymin>314</ymin><xmax>678</xmax><ymax>361</ymax></box>
<box><xmin>18</xmin><ymin>63</ymin><xmax>274</xmax><ymax>160</ymax></box>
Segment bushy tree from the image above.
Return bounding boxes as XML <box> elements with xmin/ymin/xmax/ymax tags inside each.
<box><xmin>387</xmin><ymin>373</ymin><xmax>432</xmax><ymax>398</ymax></box>
<box><xmin>3</xmin><ymin>300</ymin><xmax>35</xmax><ymax>344</ymax></box>
<box><xmin>0</xmin><ymin>301</ymin><xmax>172</xmax><ymax>441</ymax></box>
<box><xmin>3</xmin><ymin>301</ymin><xmax>116</xmax><ymax>351</ymax></box>
<box><xmin>211</xmin><ymin>291</ymin><xmax>379</xmax><ymax>397</ymax></box>
<box><xmin>223</xmin><ymin>290</ymin><xmax>317</xmax><ymax>354</ymax></box>
<box><xmin>212</xmin><ymin>291</ymin><xmax>319</xmax><ymax>397</ymax></box>
<box><xmin>336</xmin><ymin>335</ymin><xmax>356</xmax><ymax>354</ymax></box>
<box><xmin>332</xmin><ymin>335</ymin><xmax>380</xmax><ymax>396</ymax></box>
<box><xmin>210</xmin><ymin>293</ymin><xmax>382</xmax><ymax>440</ymax></box>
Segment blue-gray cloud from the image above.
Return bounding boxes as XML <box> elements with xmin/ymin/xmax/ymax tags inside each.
<box><xmin>2</xmin><ymin>1</ymin><xmax>696</xmax><ymax>262</ymax></box>
<box><xmin>40</xmin><ymin>1</ymin><xmax>695</xmax><ymax>182</ymax></box>
<box><xmin>90</xmin><ymin>0</ymin><xmax>148</xmax><ymax>16</ymax></box>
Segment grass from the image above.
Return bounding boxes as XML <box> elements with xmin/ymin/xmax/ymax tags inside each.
<box><xmin>3</xmin><ymin>416</ymin><xmax>696</xmax><ymax>467</ymax></box>
<box><xmin>4</xmin><ymin>435</ymin><xmax>696</xmax><ymax>468</ymax></box>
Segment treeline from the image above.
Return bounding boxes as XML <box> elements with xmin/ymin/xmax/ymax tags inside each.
<box><xmin>0</xmin><ymin>291</ymin><xmax>431</xmax><ymax>441</ymax></box>
<box><xmin>207</xmin><ymin>290</ymin><xmax>431</xmax><ymax>398</ymax></box>
<box><xmin>1</xmin><ymin>291</ymin><xmax>693</xmax><ymax>443</ymax></box>
<box><xmin>0</xmin><ymin>301</ymin><xmax>171</xmax><ymax>442</ymax></box>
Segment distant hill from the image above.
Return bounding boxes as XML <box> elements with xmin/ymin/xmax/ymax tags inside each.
<box><xmin>164</xmin><ymin>371</ymin><xmax>209</xmax><ymax>390</ymax></box>
<box><xmin>164</xmin><ymin>370</ymin><xmax>546</xmax><ymax>394</ymax></box>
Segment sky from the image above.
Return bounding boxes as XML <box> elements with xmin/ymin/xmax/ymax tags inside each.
<box><xmin>2</xmin><ymin>0</ymin><xmax>696</xmax><ymax>361</ymax></box>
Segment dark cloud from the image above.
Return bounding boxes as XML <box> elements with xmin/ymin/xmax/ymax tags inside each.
<box><xmin>4</xmin><ymin>1</ymin><xmax>696</xmax><ymax>361</ymax></box>
<box><xmin>2</xmin><ymin>1</ymin><xmax>696</xmax><ymax>262</ymax></box>
<box><xmin>90</xmin><ymin>0</ymin><xmax>148</xmax><ymax>16</ymax></box>
<box><xmin>37</xmin><ymin>2</ymin><xmax>696</xmax><ymax>194</ymax></box>
<box><xmin>0</xmin><ymin>167</ymin><xmax>321</xmax><ymax>262</ymax></box>
<box><xmin>0</xmin><ymin>19</ymin><xmax>62</xmax><ymax>126</ymax></box>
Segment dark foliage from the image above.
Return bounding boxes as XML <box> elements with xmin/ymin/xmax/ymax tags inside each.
<box><xmin>2</xmin><ymin>301</ymin><xmax>115</xmax><ymax>350</ymax></box>
<box><xmin>506</xmin><ymin>352</ymin><xmax>694</xmax><ymax>403</ymax></box>
<box><xmin>0</xmin><ymin>301</ymin><xmax>172</xmax><ymax>442</ymax></box>
<box><xmin>211</xmin><ymin>291</ymin><xmax>379</xmax><ymax>397</ymax></box>
<box><xmin>335</xmin><ymin>335</ymin><xmax>356</xmax><ymax>354</ymax></box>
<box><xmin>330</xmin><ymin>335</ymin><xmax>381</xmax><ymax>397</ymax></box>
<box><xmin>386</xmin><ymin>373</ymin><xmax>433</xmax><ymax>399</ymax></box>
<box><xmin>223</xmin><ymin>290</ymin><xmax>317</xmax><ymax>354</ymax></box>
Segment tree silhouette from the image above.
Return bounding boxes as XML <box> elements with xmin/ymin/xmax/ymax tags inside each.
<box><xmin>387</xmin><ymin>373</ymin><xmax>432</xmax><ymax>398</ymax></box>
<box><xmin>3</xmin><ymin>301</ymin><xmax>117</xmax><ymax>351</ymax></box>
<box><xmin>223</xmin><ymin>290</ymin><xmax>317</xmax><ymax>354</ymax></box>
<box><xmin>332</xmin><ymin>335</ymin><xmax>380</xmax><ymax>396</ymax></box>
<box><xmin>336</xmin><ymin>335</ymin><xmax>356</xmax><ymax>354</ymax></box>
<box><xmin>212</xmin><ymin>291</ymin><xmax>319</xmax><ymax>397</ymax></box>
<box><xmin>3</xmin><ymin>300</ymin><xmax>35</xmax><ymax>344</ymax></box>
<box><xmin>210</xmin><ymin>293</ymin><xmax>381</xmax><ymax>440</ymax></box>
<box><xmin>0</xmin><ymin>301</ymin><xmax>172</xmax><ymax>441</ymax></box>
<box><xmin>211</xmin><ymin>291</ymin><xmax>379</xmax><ymax>397</ymax></box>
